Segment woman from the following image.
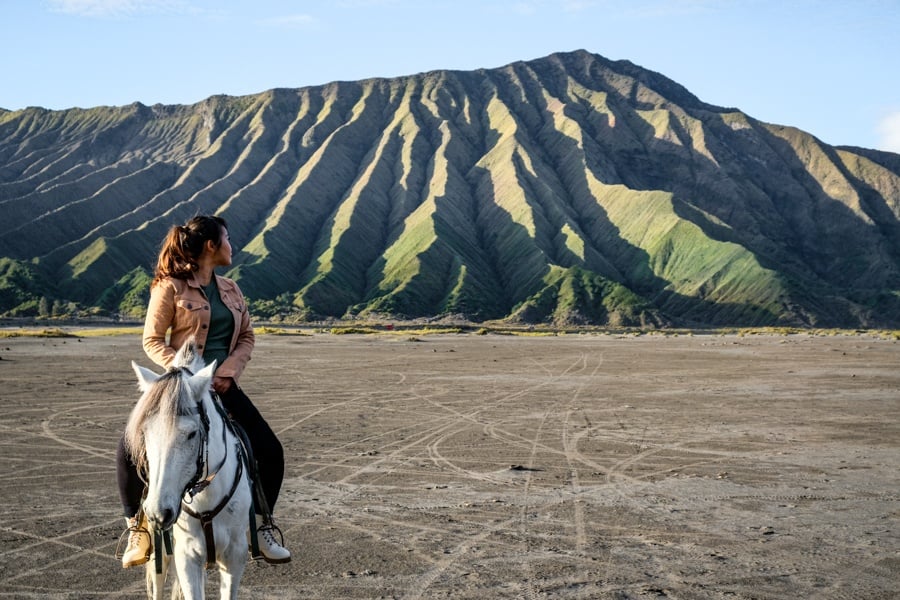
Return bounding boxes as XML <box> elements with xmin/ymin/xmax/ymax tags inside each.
<box><xmin>116</xmin><ymin>215</ymin><xmax>291</xmax><ymax>567</ymax></box>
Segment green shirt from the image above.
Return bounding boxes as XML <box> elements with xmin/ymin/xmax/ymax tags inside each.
<box><xmin>201</xmin><ymin>277</ymin><xmax>234</xmax><ymax>371</ymax></box>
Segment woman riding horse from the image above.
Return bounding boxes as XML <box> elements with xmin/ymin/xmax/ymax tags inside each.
<box><xmin>116</xmin><ymin>214</ymin><xmax>291</xmax><ymax>566</ymax></box>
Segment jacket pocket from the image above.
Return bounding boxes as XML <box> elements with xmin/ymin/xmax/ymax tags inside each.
<box><xmin>176</xmin><ymin>298</ymin><xmax>205</xmax><ymax>312</ymax></box>
<box><xmin>220</xmin><ymin>292</ymin><xmax>244</xmax><ymax>313</ymax></box>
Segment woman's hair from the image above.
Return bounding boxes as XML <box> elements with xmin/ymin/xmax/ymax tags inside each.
<box><xmin>153</xmin><ymin>215</ymin><xmax>228</xmax><ymax>284</ymax></box>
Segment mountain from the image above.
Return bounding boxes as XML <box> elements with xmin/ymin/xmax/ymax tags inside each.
<box><xmin>2</xmin><ymin>50</ymin><xmax>899</xmax><ymax>327</ymax></box>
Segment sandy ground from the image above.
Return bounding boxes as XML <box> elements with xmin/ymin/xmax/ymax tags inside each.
<box><xmin>0</xmin><ymin>331</ymin><xmax>899</xmax><ymax>599</ymax></box>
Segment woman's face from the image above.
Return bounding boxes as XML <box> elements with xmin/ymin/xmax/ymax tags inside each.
<box><xmin>211</xmin><ymin>226</ymin><xmax>232</xmax><ymax>267</ymax></box>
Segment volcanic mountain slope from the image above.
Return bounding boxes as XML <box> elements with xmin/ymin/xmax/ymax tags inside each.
<box><xmin>1</xmin><ymin>50</ymin><xmax>899</xmax><ymax>327</ymax></box>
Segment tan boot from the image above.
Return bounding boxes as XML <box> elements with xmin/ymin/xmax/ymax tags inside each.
<box><xmin>255</xmin><ymin>515</ymin><xmax>291</xmax><ymax>564</ymax></box>
<box><xmin>120</xmin><ymin>515</ymin><xmax>151</xmax><ymax>568</ymax></box>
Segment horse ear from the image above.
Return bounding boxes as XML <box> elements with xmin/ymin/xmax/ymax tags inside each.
<box><xmin>188</xmin><ymin>360</ymin><xmax>217</xmax><ymax>397</ymax></box>
<box><xmin>174</xmin><ymin>338</ymin><xmax>200</xmax><ymax>370</ymax></box>
<box><xmin>132</xmin><ymin>361</ymin><xmax>160</xmax><ymax>392</ymax></box>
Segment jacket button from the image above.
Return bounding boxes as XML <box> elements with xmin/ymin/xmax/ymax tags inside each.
<box><xmin>204</xmin><ymin>305</ymin><xmax>209</xmax><ymax>310</ymax></box>
<box><xmin>198</xmin><ymin>344</ymin><xmax>204</xmax><ymax>350</ymax></box>
<box><xmin>186</xmin><ymin>303</ymin><xmax>193</xmax><ymax>309</ymax></box>
<box><xmin>201</xmin><ymin>324</ymin><xmax>208</xmax><ymax>329</ymax></box>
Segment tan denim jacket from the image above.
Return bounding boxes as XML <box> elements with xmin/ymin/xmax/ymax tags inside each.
<box><xmin>142</xmin><ymin>273</ymin><xmax>254</xmax><ymax>383</ymax></box>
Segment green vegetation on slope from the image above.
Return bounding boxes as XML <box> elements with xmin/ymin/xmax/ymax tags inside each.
<box><xmin>1</xmin><ymin>51</ymin><xmax>899</xmax><ymax>328</ymax></box>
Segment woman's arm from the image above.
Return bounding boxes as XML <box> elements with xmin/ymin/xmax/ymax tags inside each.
<box><xmin>142</xmin><ymin>280</ymin><xmax>177</xmax><ymax>369</ymax></box>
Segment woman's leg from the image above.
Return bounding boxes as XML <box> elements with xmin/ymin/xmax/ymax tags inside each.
<box><xmin>217</xmin><ymin>386</ymin><xmax>285</xmax><ymax>512</ymax></box>
<box><xmin>116</xmin><ymin>435</ymin><xmax>151</xmax><ymax>567</ymax></box>
<box><xmin>217</xmin><ymin>385</ymin><xmax>291</xmax><ymax>563</ymax></box>
<box><xmin>116</xmin><ymin>435</ymin><xmax>144</xmax><ymax>518</ymax></box>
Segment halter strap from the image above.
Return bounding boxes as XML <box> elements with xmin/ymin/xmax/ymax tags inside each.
<box><xmin>181</xmin><ymin>445</ymin><xmax>245</xmax><ymax>570</ymax></box>
<box><xmin>184</xmin><ymin>397</ymin><xmax>222</xmax><ymax>500</ymax></box>
<box><xmin>177</xmin><ymin>387</ymin><xmax>246</xmax><ymax>570</ymax></box>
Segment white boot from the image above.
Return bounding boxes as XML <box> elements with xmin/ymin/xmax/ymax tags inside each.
<box><xmin>120</xmin><ymin>515</ymin><xmax>151</xmax><ymax>568</ymax></box>
<box><xmin>255</xmin><ymin>515</ymin><xmax>291</xmax><ymax>564</ymax></box>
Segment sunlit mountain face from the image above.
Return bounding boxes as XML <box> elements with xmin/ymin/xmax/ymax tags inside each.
<box><xmin>2</xmin><ymin>50</ymin><xmax>899</xmax><ymax>327</ymax></box>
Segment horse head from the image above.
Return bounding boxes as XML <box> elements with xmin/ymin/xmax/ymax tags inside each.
<box><xmin>126</xmin><ymin>340</ymin><xmax>217</xmax><ymax>530</ymax></box>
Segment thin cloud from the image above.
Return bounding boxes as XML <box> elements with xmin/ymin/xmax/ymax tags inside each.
<box><xmin>624</xmin><ymin>0</ymin><xmax>720</xmax><ymax>19</ymax></box>
<box><xmin>500</xmin><ymin>0</ymin><xmax>710</xmax><ymax>17</ymax></box>
<box><xmin>256</xmin><ymin>14</ymin><xmax>318</xmax><ymax>29</ymax></box>
<box><xmin>877</xmin><ymin>111</ymin><xmax>900</xmax><ymax>154</ymax></box>
<box><xmin>336</xmin><ymin>0</ymin><xmax>401</xmax><ymax>6</ymax></box>
<box><xmin>512</xmin><ymin>2</ymin><xmax>539</xmax><ymax>15</ymax></box>
<box><xmin>48</xmin><ymin>0</ymin><xmax>189</xmax><ymax>18</ymax></box>
<box><xmin>562</xmin><ymin>1</ymin><xmax>599</xmax><ymax>11</ymax></box>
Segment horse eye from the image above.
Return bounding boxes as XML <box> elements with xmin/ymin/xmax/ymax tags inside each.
<box><xmin>186</xmin><ymin>431</ymin><xmax>198</xmax><ymax>441</ymax></box>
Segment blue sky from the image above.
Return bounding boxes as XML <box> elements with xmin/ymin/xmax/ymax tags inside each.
<box><xmin>4</xmin><ymin>0</ymin><xmax>900</xmax><ymax>152</ymax></box>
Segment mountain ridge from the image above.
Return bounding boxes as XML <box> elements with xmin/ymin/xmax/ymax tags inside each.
<box><xmin>2</xmin><ymin>49</ymin><xmax>899</xmax><ymax>327</ymax></box>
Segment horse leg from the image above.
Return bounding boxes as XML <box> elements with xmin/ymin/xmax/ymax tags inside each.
<box><xmin>171</xmin><ymin>552</ymin><xmax>206</xmax><ymax>600</ymax></box>
<box><xmin>145</xmin><ymin>533</ymin><xmax>168</xmax><ymax>600</ymax></box>
<box><xmin>215</xmin><ymin>525</ymin><xmax>249</xmax><ymax>600</ymax></box>
<box><xmin>217</xmin><ymin>554</ymin><xmax>247</xmax><ymax>600</ymax></box>
<box><xmin>146</xmin><ymin>562</ymin><xmax>165</xmax><ymax>600</ymax></box>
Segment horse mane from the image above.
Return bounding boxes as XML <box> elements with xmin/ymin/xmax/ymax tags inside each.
<box><xmin>124</xmin><ymin>341</ymin><xmax>208</xmax><ymax>470</ymax></box>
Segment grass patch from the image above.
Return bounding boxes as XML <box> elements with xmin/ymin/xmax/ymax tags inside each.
<box><xmin>330</xmin><ymin>327</ymin><xmax>381</xmax><ymax>335</ymax></box>
<box><xmin>328</xmin><ymin>326</ymin><xmax>463</xmax><ymax>336</ymax></box>
<box><xmin>70</xmin><ymin>327</ymin><xmax>143</xmax><ymax>337</ymax></box>
<box><xmin>0</xmin><ymin>328</ymin><xmax>78</xmax><ymax>338</ymax></box>
<box><xmin>475</xmin><ymin>327</ymin><xmax>559</xmax><ymax>337</ymax></box>
<box><xmin>725</xmin><ymin>327</ymin><xmax>897</xmax><ymax>338</ymax></box>
<box><xmin>254</xmin><ymin>326</ymin><xmax>313</xmax><ymax>336</ymax></box>
<box><xmin>0</xmin><ymin>326</ymin><xmax>142</xmax><ymax>338</ymax></box>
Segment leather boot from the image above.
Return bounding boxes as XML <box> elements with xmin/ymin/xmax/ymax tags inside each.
<box><xmin>255</xmin><ymin>515</ymin><xmax>291</xmax><ymax>564</ymax></box>
<box><xmin>120</xmin><ymin>515</ymin><xmax>151</xmax><ymax>568</ymax></box>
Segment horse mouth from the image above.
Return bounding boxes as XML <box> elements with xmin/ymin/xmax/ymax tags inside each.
<box><xmin>146</xmin><ymin>505</ymin><xmax>182</xmax><ymax>530</ymax></box>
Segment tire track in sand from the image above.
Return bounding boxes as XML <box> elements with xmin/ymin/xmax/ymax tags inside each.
<box><xmin>399</xmin><ymin>351</ymin><xmax>597</xmax><ymax>599</ymax></box>
<box><xmin>559</xmin><ymin>352</ymin><xmax>605</xmax><ymax>555</ymax></box>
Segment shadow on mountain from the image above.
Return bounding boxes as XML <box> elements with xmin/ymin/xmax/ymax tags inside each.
<box><xmin>0</xmin><ymin>50</ymin><xmax>898</xmax><ymax>327</ymax></box>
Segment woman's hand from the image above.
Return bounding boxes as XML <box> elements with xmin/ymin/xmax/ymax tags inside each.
<box><xmin>212</xmin><ymin>376</ymin><xmax>234</xmax><ymax>395</ymax></box>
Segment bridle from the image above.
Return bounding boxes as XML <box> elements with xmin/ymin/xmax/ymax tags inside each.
<box><xmin>180</xmin><ymin>372</ymin><xmax>225</xmax><ymax>502</ymax></box>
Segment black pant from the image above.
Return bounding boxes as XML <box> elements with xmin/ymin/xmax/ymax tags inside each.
<box><xmin>116</xmin><ymin>385</ymin><xmax>284</xmax><ymax>518</ymax></box>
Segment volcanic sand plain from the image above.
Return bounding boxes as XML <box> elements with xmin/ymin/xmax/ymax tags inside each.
<box><xmin>1</xmin><ymin>330</ymin><xmax>899</xmax><ymax>599</ymax></box>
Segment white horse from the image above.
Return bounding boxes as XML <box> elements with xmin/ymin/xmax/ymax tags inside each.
<box><xmin>124</xmin><ymin>342</ymin><xmax>253</xmax><ymax>600</ymax></box>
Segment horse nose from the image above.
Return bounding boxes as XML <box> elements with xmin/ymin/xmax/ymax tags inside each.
<box><xmin>149</xmin><ymin>507</ymin><xmax>177</xmax><ymax>529</ymax></box>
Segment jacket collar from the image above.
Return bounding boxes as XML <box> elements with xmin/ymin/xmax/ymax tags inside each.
<box><xmin>186</xmin><ymin>272</ymin><xmax>205</xmax><ymax>289</ymax></box>
<box><xmin>186</xmin><ymin>272</ymin><xmax>236</xmax><ymax>291</ymax></box>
